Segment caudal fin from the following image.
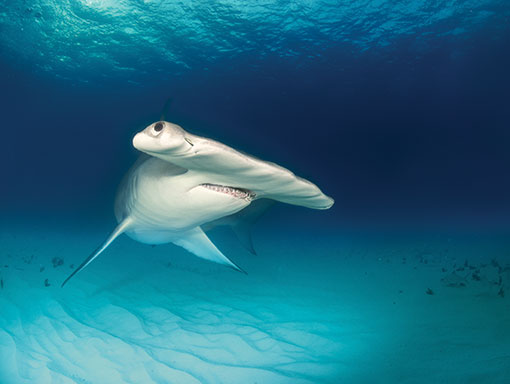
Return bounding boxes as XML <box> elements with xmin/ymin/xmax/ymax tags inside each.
<box><xmin>229</xmin><ymin>199</ymin><xmax>274</xmax><ymax>255</ymax></box>
<box><xmin>203</xmin><ymin>199</ymin><xmax>274</xmax><ymax>255</ymax></box>
<box><xmin>61</xmin><ymin>218</ymin><xmax>133</xmax><ymax>287</ymax></box>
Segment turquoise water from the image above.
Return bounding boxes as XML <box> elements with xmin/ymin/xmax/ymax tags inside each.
<box><xmin>1</xmin><ymin>0</ymin><xmax>510</xmax><ymax>383</ymax></box>
<box><xmin>1</xmin><ymin>217</ymin><xmax>509</xmax><ymax>383</ymax></box>
<box><xmin>1</xmin><ymin>0</ymin><xmax>509</xmax><ymax>83</ymax></box>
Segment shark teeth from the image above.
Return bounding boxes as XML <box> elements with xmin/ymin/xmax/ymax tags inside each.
<box><xmin>201</xmin><ymin>183</ymin><xmax>256</xmax><ymax>201</ymax></box>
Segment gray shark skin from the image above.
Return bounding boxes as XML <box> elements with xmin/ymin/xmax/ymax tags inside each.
<box><xmin>62</xmin><ymin>121</ymin><xmax>333</xmax><ymax>287</ymax></box>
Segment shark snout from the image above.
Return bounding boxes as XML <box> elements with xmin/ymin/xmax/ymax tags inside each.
<box><xmin>132</xmin><ymin>129</ymin><xmax>184</xmax><ymax>155</ymax></box>
<box><xmin>132</xmin><ymin>132</ymin><xmax>144</xmax><ymax>150</ymax></box>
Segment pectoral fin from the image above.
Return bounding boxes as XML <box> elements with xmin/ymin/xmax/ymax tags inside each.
<box><xmin>173</xmin><ymin>227</ymin><xmax>246</xmax><ymax>274</ymax></box>
<box><xmin>203</xmin><ymin>199</ymin><xmax>274</xmax><ymax>255</ymax></box>
<box><xmin>61</xmin><ymin>218</ymin><xmax>133</xmax><ymax>287</ymax></box>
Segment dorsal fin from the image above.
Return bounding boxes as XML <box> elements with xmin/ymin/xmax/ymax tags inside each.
<box><xmin>160</xmin><ymin>97</ymin><xmax>173</xmax><ymax>121</ymax></box>
<box><xmin>61</xmin><ymin>218</ymin><xmax>133</xmax><ymax>287</ymax></box>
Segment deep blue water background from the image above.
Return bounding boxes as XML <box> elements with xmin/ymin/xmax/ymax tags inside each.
<box><xmin>1</xmin><ymin>0</ymin><xmax>509</xmax><ymax>232</ymax></box>
<box><xmin>1</xmin><ymin>2</ymin><xmax>510</xmax><ymax>383</ymax></box>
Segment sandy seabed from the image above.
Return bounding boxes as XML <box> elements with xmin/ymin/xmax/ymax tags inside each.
<box><xmin>1</xmin><ymin>218</ymin><xmax>509</xmax><ymax>384</ymax></box>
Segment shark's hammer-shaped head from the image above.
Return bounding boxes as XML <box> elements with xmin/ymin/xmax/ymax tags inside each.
<box><xmin>133</xmin><ymin>121</ymin><xmax>194</xmax><ymax>158</ymax></box>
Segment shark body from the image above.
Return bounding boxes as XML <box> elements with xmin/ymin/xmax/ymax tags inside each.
<box><xmin>62</xmin><ymin>121</ymin><xmax>333</xmax><ymax>286</ymax></box>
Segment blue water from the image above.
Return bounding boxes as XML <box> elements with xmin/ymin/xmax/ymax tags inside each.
<box><xmin>1</xmin><ymin>1</ymin><xmax>510</xmax><ymax>383</ymax></box>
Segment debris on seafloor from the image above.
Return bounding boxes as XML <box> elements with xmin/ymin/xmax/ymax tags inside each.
<box><xmin>491</xmin><ymin>259</ymin><xmax>503</xmax><ymax>274</ymax></box>
<box><xmin>44</xmin><ymin>278</ymin><xmax>50</xmax><ymax>287</ymax></box>
<box><xmin>22</xmin><ymin>254</ymin><xmax>35</xmax><ymax>264</ymax></box>
<box><xmin>426</xmin><ymin>288</ymin><xmax>434</xmax><ymax>295</ymax></box>
<box><xmin>441</xmin><ymin>272</ymin><xmax>468</xmax><ymax>288</ymax></box>
<box><xmin>40</xmin><ymin>266</ymin><xmax>45</xmax><ymax>272</ymax></box>
<box><xmin>498</xmin><ymin>287</ymin><xmax>505</xmax><ymax>298</ymax></box>
<box><xmin>51</xmin><ymin>257</ymin><xmax>64</xmax><ymax>268</ymax></box>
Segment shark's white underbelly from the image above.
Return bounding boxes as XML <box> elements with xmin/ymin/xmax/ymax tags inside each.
<box><xmin>115</xmin><ymin>156</ymin><xmax>252</xmax><ymax>244</ymax></box>
<box><xmin>61</xmin><ymin>120</ymin><xmax>334</xmax><ymax>287</ymax></box>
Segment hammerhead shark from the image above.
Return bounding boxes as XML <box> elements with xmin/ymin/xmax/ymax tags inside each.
<box><xmin>62</xmin><ymin>121</ymin><xmax>333</xmax><ymax>286</ymax></box>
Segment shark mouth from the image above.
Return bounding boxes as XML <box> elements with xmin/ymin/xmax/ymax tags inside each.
<box><xmin>201</xmin><ymin>183</ymin><xmax>256</xmax><ymax>201</ymax></box>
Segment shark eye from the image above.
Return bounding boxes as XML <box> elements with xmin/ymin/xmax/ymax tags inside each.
<box><xmin>154</xmin><ymin>122</ymin><xmax>164</xmax><ymax>132</ymax></box>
